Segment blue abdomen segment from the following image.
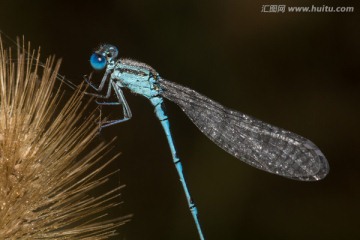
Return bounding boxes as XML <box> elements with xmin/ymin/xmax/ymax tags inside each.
<box><xmin>150</xmin><ymin>95</ymin><xmax>205</xmax><ymax>240</ymax></box>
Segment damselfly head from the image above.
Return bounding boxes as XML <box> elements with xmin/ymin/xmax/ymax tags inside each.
<box><xmin>90</xmin><ymin>44</ymin><xmax>118</xmax><ymax>71</ymax></box>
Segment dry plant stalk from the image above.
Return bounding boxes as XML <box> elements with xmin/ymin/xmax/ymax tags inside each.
<box><xmin>0</xmin><ymin>39</ymin><xmax>130</xmax><ymax>239</ymax></box>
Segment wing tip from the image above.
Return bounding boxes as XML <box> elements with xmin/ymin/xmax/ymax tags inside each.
<box><xmin>298</xmin><ymin>140</ymin><xmax>329</xmax><ymax>181</ymax></box>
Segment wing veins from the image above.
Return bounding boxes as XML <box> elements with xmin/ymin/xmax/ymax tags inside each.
<box><xmin>159</xmin><ymin>79</ymin><xmax>329</xmax><ymax>181</ymax></box>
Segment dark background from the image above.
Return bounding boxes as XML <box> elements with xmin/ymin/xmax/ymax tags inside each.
<box><xmin>0</xmin><ymin>0</ymin><xmax>359</xmax><ymax>239</ymax></box>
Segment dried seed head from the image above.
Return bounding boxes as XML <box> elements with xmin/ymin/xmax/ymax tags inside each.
<box><xmin>0</xmin><ymin>38</ymin><xmax>130</xmax><ymax>239</ymax></box>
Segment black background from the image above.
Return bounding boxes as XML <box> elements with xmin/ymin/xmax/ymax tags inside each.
<box><xmin>0</xmin><ymin>0</ymin><xmax>359</xmax><ymax>239</ymax></box>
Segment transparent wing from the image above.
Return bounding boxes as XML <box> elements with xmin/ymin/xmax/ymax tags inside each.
<box><xmin>159</xmin><ymin>79</ymin><xmax>329</xmax><ymax>181</ymax></box>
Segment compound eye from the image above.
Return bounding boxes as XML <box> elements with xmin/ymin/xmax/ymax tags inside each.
<box><xmin>90</xmin><ymin>53</ymin><xmax>106</xmax><ymax>70</ymax></box>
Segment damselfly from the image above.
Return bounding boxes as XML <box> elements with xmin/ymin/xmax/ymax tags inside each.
<box><xmin>84</xmin><ymin>44</ymin><xmax>330</xmax><ymax>240</ymax></box>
